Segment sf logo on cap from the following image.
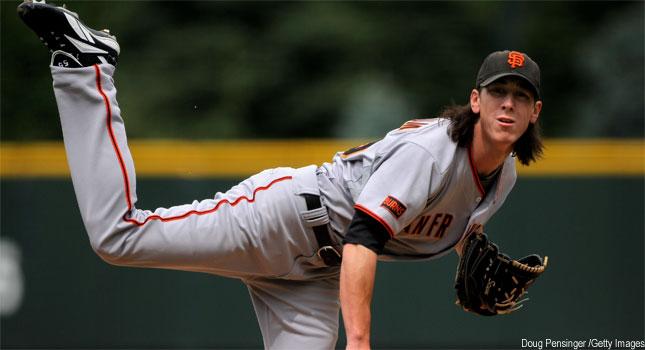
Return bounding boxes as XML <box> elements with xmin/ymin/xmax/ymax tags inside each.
<box><xmin>507</xmin><ymin>51</ymin><xmax>525</xmax><ymax>68</ymax></box>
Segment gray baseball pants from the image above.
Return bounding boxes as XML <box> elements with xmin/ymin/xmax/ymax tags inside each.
<box><xmin>51</xmin><ymin>64</ymin><xmax>341</xmax><ymax>349</ymax></box>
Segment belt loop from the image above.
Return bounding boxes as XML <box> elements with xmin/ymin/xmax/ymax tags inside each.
<box><xmin>302</xmin><ymin>194</ymin><xmax>342</xmax><ymax>266</ymax></box>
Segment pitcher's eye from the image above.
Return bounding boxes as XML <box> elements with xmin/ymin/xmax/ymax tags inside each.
<box><xmin>488</xmin><ymin>87</ymin><xmax>505</xmax><ymax>96</ymax></box>
<box><xmin>515</xmin><ymin>91</ymin><xmax>530</xmax><ymax>101</ymax></box>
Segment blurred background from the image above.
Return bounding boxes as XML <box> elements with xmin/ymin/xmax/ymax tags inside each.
<box><xmin>1</xmin><ymin>1</ymin><xmax>643</xmax><ymax>349</ymax></box>
<box><xmin>3</xmin><ymin>1</ymin><xmax>644</xmax><ymax>140</ymax></box>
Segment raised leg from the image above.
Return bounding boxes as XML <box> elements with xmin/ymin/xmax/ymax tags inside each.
<box><xmin>51</xmin><ymin>64</ymin><xmax>317</xmax><ymax>278</ymax></box>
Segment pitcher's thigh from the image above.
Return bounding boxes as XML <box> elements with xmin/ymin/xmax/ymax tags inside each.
<box><xmin>246</xmin><ymin>277</ymin><xmax>340</xmax><ymax>350</ymax></box>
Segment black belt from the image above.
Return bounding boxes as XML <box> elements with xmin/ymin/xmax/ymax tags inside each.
<box><xmin>302</xmin><ymin>194</ymin><xmax>342</xmax><ymax>267</ymax></box>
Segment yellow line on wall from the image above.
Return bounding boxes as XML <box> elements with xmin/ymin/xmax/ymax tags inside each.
<box><xmin>1</xmin><ymin>139</ymin><xmax>643</xmax><ymax>178</ymax></box>
<box><xmin>518</xmin><ymin>139</ymin><xmax>644</xmax><ymax>176</ymax></box>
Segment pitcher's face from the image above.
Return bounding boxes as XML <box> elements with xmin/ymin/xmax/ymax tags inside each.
<box><xmin>470</xmin><ymin>77</ymin><xmax>542</xmax><ymax>148</ymax></box>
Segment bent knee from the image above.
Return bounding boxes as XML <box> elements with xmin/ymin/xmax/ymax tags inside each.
<box><xmin>87</xmin><ymin>227</ymin><xmax>135</xmax><ymax>266</ymax></box>
<box><xmin>92</xmin><ymin>244</ymin><xmax>126</xmax><ymax>266</ymax></box>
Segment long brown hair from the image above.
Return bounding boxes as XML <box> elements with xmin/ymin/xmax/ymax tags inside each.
<box><xmin>440</xmin><ymin>101</ymin><xmax>544</xmax><ymax>166</ymax></box>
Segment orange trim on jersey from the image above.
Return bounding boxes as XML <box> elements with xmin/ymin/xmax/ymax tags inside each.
<box><xmin>95</xmin><ymin>65</ymin><xmax>134</xmax><ymax>212</ymax></box>
<box><xmin>467</xmin><ymin>145</ymin><xmax>485</xmax><ymax>196</ymax></box>
<box><xmin>126</xmin><ymin>175</ymin><xmax>293</xmax><ymax>226</ymax></box>
<box><xmin>94</xmin><ymin>64</ymin><xmax>292</xmax><ymax>227</ymax></box>
<box><xmin>354</xmin><ymin>204</ymin><xmax>395</xmax><ymax>237</ymax></box>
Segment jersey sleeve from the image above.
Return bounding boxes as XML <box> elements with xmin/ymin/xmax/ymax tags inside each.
<box><xmin>343</xmin><ymin>210</ymin><xmax>391</xmax><ymax>253</ymax></box>
<box><xmin>354</xmin><ymin>142</ymin><xmax>435</xmax><ymax>237</ymax></box>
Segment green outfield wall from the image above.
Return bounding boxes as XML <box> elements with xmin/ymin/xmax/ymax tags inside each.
<box><xmin>1</xmin><ymin>176</ymin><xmax>643</xmax><ymax>349</ymax></box>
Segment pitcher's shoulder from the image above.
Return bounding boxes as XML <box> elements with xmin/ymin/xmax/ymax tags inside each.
<box><xmin>399</xmin><ymin>118</ymin><xmax>458</xmax><ymax>169</ymax></box>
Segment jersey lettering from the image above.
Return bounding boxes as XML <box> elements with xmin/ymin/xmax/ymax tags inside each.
<box><xmin>435</xmin><ymin>214</ymin><xmax>453</xmax><ymax>238</ymax></box>
<box><xmin>402</xmin><ymin>212</ymin><xmax>454</xmax><ymax>239</ymax></box>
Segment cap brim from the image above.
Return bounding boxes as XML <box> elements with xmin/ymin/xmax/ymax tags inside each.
<box><xmin>480</xmin><ymin>72</ymin><xmax>541</xmax><ymax>99</ymax></box>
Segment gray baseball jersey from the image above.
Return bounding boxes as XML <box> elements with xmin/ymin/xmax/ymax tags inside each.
<box><xmin>319</xmin><ymin>118</ymin><xmax>517</xmax><ymax>260</ymax></box>
<box><xmin>51</xmin><ymin>64</ymin><xmax>516</xmax><ymax>349</ymax></box>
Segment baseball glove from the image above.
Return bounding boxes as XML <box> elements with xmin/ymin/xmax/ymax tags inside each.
<box><xmin>454</xmin><ymin>232</ymin><xmax>548</xmax><ymax>316</ymax></box>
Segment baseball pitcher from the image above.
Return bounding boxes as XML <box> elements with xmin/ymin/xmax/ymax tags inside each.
<box><xmin>18</xmin><ymin>1</ymin><xmax>548</xmax><ymax>349</ymax></box>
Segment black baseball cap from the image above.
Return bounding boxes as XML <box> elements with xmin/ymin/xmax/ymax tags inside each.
<box><xmin>476</xmin><ymin>50</ymin><xmax>541</xmax><ymax>100</ymax></box>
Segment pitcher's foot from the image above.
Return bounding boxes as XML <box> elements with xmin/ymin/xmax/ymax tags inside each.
<box><xmin>18</xmin><ymin>0</ymin><xmax>120</xmax><ymax>67</ymax></box>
